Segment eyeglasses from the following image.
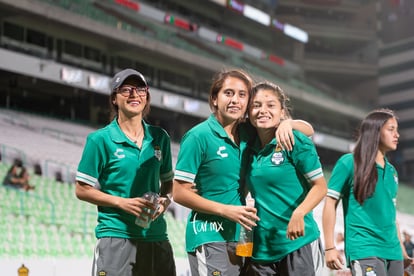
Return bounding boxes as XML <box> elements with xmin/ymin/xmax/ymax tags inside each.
<box><xmin>117</xmin><ymin>86</ymin><xmax>148</xmax><ymax>97</ymax></box>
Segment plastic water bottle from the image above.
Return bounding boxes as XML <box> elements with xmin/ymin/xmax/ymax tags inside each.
<box><xmin>236</xmin><ymin>193</ymin><xmax>255</xmax><ymax>257</ymax></box>
<box><xmin>135</xmin><ymin>192</ymin><xmax>159</xmax><ymax>229</ymax></box>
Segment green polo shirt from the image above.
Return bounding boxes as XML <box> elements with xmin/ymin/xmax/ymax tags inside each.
<box><xmin>246</xmin><ymin>130</ymin><xmax>323</xmax><ymax>263</ymax></box>
<box><xmin>327</xmin><ymin>153</ymin><xmax>403</xmax><ymax>264</ymax></box>
<box><xmin>76</xmin><ymin>118</ymin><xmax>173</xmax><ymax>241</ymax></box>
<box><xmin>174</xmin><ymin>114</ymin><xmax>248</xmax><ymax>252</ymax></box>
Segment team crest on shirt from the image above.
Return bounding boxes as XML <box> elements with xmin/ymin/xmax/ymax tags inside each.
<box><xmin>271</xmin><ymin>144</ymin><xmax>284</xmax><ymax>165</ymax></box>
<box><xmin>154</xmin><ymin>146</ymin><xmax>162</xmax><ymax>161</ymax></box>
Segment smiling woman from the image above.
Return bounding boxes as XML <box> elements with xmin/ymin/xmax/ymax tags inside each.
<box><xmin>248</xmin><ymin>82</ymin><xmax>288</xmax><ymax>147</ymax></box>
<box><xmin>172</xmin><ymin>69</ymin><xmax>258</xmax><ymax>276</ymax></box>
<box><xmin>172</xmin><ymin>71</ymin><xmax>315</xmax><ymax>276</ymax></box>
<box><xmin>75</xmin><ymin>68</ymin><xmax>177</xmax><ymax>276</ymax></box>
<box><xmin>244</xmin><ymin>81</ymin><xmax>327</xmax><ymax>276</ymax></box>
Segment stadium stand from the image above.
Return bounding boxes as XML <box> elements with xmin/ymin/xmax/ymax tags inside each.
<box><xmin>0</xmin><ymin>108</ymin><xmax>95</xmax><ymax>141</ymax></box>
<box><xmin>0</xmin><ymin>108</ymin><xmax>181</xmax><ymax>182</ymax></box>
<box><xmin>0</xmin><ymin>107</ymin><xmax>187</xmax><ymax>265</ymax></box>
<box><xmin>0</xmin><ymin>163</ymin><xmax>96</xmax><ymax>258</ymax></box>
<box><xmin>0</xmin><ymin>161</ymin><xmax>187</xmax><ymax>259</ymax></box>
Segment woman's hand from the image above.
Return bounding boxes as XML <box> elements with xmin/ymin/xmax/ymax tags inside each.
<box><xmin>276</xmin><ymin>119</ymin><xmax>295</xmax><ymax>151</ymax></box>
<box><xmin>152</xmin><ymin>196</ymin><xmax>172</xmax><ymax>220</ymax></box>
<box><xmin>118</xmin><ymin>197</ymin><xmax>156</xmax><ymax>217</ymax></box>
<box><xmin>221</xmin><ymin>205</ymin><xmax>259</xmax><ymax>231</ymax></box>
<box><xmin>287</xmin><ymin>209</ymin><xmax>305</xmax><ymax>240</ymax></box>
<box><xmin>325</xmin><ymin>248</ymin><xmax>345</xmax><ymax>270</ymax></box>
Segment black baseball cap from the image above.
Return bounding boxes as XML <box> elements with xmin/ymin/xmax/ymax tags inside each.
<box><xmin>111</xmin><ymin>68</ymin><xmax>147</xmax><ymax>91</ymax></box>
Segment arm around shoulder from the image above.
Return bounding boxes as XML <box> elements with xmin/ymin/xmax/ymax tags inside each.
<box><xmin>276</xmin><ymin>119</ymin><xmax>314</xmax><ymax>151</ymax></box>
<box><xmin>291</xmin><ymin>119</ymin><xmax>314</xmax><ymax>137</ymax></box>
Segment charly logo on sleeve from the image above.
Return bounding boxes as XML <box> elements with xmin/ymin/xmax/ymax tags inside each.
<box><xmin>216</xmin><ymin>146</ymin><xmax>228</xmax><ymax>158</ymax></box>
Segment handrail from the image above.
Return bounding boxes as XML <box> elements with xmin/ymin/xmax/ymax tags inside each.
<box><xmin>0</xmin><ymin>144</ymin><xmax>27</xmax><ymax>164</ymax></box>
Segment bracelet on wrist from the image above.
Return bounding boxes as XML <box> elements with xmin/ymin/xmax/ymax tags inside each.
<box><xmin>324</xmin><ymin>247</ymin><xmax>336</xmax><ymax>252</ymax></box>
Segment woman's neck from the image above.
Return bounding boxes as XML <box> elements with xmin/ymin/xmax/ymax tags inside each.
<box><xmin>117</xmin><ymin>115</ymin><xmax>144</xmax><ymax>146</ymax></box>
<box><xmin>219</xmin><ymin>117</ymin><xmax>240</xmax><ymax>144</ymax></box>
<box><xmin>376</xmin><ymin>150</ymin><xmax>385</xmax><ymax>168</ymax></box>
<box><xmin>257</xmin><ymin>128</ymin><xmax>275</xmax><ymax>148</ymax></box>
<box><xmin>117</xmin><ymin>113</ymin><xmax>142</xmax><ymax>131</ymax></box>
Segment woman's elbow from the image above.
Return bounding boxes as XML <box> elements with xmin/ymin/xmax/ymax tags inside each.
<box><xmin>314</xmin><ymin>178</ymin><xmax>328</xmax><ymax>197</ymax></box>
<box><xmin>75</xmin><ymin>182</ymin><xmax>88</xmax><ymax>200</ymax></box>
<box><xmin>172</xmin><ymin>180</ymin><xmax>183</xmax><ymax>203</ymax></box>
<box><xmin>321</xmin><ymin>183</ymin><xmax>328</xmax><ymax>196</ymax></box>
<box><xmin>172</xmin><ymin>180</ymin><xmax>194</xmax><ymax>205</ymax></box>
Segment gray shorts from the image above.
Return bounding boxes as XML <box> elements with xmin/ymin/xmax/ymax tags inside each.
<box><xmin>92</xmin><ymin>237</ymin><xmax>176</xmax><ymax>276</ymax></box>
<box><xmin>350</xmin><ymin>257</ymin><xmax>403</xmax><ymax>276</ymax></box>
<box><xmin>245</xmin><ymin>239</ymin><xmax>324</xmax><ymax>276</ymax></box>
<box><xmin>188</xmin><ymin>242</ymin><xmax>244</xmax><ymax>276</ymax></box>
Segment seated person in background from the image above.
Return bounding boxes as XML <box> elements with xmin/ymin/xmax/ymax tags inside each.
<box><xmin>403</xmin><ymin>231</ymin><xmax>414</xmax><ymax>258</ymax></box>
<box><xmin>2</xmin><ymin>159</ymin><xmax>35</xmax><ymax>191</ymax></box>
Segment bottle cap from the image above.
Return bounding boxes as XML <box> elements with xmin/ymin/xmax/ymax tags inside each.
<box><xmin>246</xmin><ymin>192</ymin><xmax>255</xmax><ymax>207</ymax></box>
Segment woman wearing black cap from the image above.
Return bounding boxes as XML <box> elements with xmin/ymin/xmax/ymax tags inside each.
<box><xmin>75</xmin><ymin>68</ymin><xmax>176</xmax><ymax>276</ymax></box>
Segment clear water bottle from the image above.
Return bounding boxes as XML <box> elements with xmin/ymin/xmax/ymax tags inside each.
<box><xmin>236</xmin><ymin>193</ymin><xmax>255</xmax><ymax>257</ymax></box>
<box><xmin>135</xmin><ymin>192</ymin><xmax>159</xmax><ymax>229</ymax></box>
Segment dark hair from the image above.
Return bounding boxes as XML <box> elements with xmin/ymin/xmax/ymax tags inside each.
<box><xmin>109</xmin><ymin>76</ymin><xmax>151</xmax><ymax>121</ymax></box>
<box><xmin>7</xmin><ymin>158</ymin><xmax>23</xmax><ymax>175</ymax></box>
<box><xmin>353</xmin><ymin>108</ymin><xmax>397</xmax><ymax>204</ymax></box>
<box><xmin>208</xmin><ymin>69</ymin><xmax>253</xmax><ymax>118</ymax></box>
<box><xmin>13</xmin><ymin>158</ymin><xmax>23</xmax><ymax>167</ymax></box>
<box><xmin>250</xmin><ymin>81</ymin><xmax>291</xmax><ymax>118</ymax></box>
